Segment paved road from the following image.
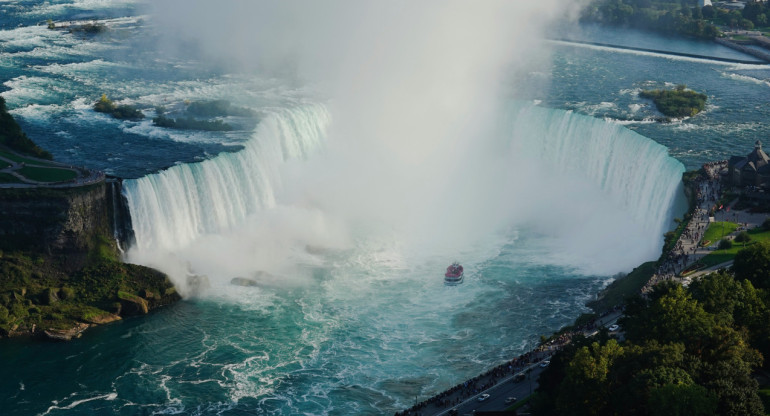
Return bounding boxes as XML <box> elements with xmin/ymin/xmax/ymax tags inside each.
<box><xmin>409</xmin><ymin>312</ymin><xmax>623</xmax><ymax>416</ymax></box>
<box><xmin>437</xmin><ymin>364</ymin><xmax>543</xmax><ymax>416</ymax></box>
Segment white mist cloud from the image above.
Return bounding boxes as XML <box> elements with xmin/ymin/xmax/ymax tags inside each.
<box><xmin>135</xmin><ymin>1</ymin><xmax>675</xmax><ymax>290</ymax></box>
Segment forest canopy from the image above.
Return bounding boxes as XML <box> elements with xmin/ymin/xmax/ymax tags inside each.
<box><xmin>581</xmin><ymin>0</ymin><xmax>770</xmax><ymax>38</ymax></box>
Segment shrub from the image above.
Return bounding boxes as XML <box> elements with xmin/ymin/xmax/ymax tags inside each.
<box><xmin>718</xmin><ymin>238</ymin><xmax>733</xmax><ymax>250</ymax></box>
<box><xmin>60</xmin><ymin>286</ymin><xmax>75</xmax><ymax>300</ymax></box>
<box><xmin>762</xmin><ymin>217</ymin><xmax>770</xmax><ymax>231</ymax></box>
<box><xmin>94</xmin><ymin>94</ymin><xmax>115</xmax><ymax>113</ymax></box>
<box><xmin>734</xmin><ymin>231</ymin><xmax>751</xmax><ymax>243</ymax></box>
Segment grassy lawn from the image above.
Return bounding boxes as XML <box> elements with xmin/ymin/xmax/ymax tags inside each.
<box><xmin>698</xmin><ymin>227</ymin><xmax>770</xmax><ymax>268</ymax></box>
<box><xmin>18</xmin><ymin>166</ymin><xmax>77</xmax><ymax>182</ymax></box>
<box><xmin>587</xmin><ymin>262</ymin><xmax>656</xmax><ymax>313</ymax></box>
<box><xmin>0</xmin><ymin>172</ymin><xmax>23</xmax><ymax>183</ymax></box>
<box><xmin>701</xmin><ymin>221</ymin><xmax>739</xmax><ymax>246</ymax></box>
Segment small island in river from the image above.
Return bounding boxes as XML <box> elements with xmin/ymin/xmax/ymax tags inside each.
<box><xmin>639</xmin><ymin>85</ymin><xmax>707</xmax><ymax>118</ymax></box>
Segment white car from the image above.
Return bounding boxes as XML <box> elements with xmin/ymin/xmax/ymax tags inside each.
<box><xmin>477</xmin><ymin>393</ymin><xmax>490</xmax><ymax>402</ymax></box>
<box><xmin>608</xmin><ymin>324</ymin><xmax>620</xmax><ymax>332</ymax></box>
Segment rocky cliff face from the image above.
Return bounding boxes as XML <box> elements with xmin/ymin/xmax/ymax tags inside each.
<box><xmin>0</xmin><ymin>183</ymin><xmax>113</xmax><ymax>264</ymax></box>
<box><xmin>0</xmin><ymin>181</ymin><xmax>180</xmax><ymax>340</ymax></box>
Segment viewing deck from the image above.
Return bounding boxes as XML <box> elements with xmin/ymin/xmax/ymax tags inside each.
<box><xmin>0</xmin><ymin>148</ymin><xmax>105</xmax><ymax>189</ymax></box>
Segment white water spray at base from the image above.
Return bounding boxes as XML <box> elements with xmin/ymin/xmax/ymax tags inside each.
<box><xmin>123</xmin><ymin>102</ymin><xmax>684</xmax><ymax>288</ymax></box>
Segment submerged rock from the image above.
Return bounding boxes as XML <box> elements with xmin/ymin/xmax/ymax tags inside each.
<box><xmin>186</xmin><ymin>274</ymin><xmax>211</xmax><ymax>297</ymax></box>
<box><xmin>118</xmin><ymin>291</ymin><xmax>149</xmax><ymax>315</ymax></box>
<box><xmin>230</xmin><ymin>277</ymin><xmax>259</xmax><ymax>287</ymax></box>
<box><xmin>43</xmin><ymin>323</ymin><xmax>90</xmax><ymax>342</ymax></box>
<box><xmin>84</xmin><ymin>313</ymin><xmax>121</xmax><ymax>325</ymax></box>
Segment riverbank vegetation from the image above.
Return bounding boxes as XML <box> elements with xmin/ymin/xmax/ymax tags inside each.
<box><xmin>0</xmin><ymin>244</ymin><xmax>179</xmax><ymax>339</ymax></box>
<box><xmin>587</xmin><ymin>262</ymin><xmax>656</xmax><ymax>313</ymax></box>
<box><xmin>583</xmin><ymin>0</ymin><xmax>770</xmax><ymax>39</ymax></box>
<box><xmin>94</xmin><ymin>94</ymin><xmax>144</xmax><ymax>121</ymax></box>
<box><xmin>639</xmin><ymin>85</ymin><xmax>707</xmax><ymax>118</ymax></box>
<box><xmin>0</xmin><ymin>105</ymin><xmax>178</xmax><ymax>340</ymax></box>
<box><xmin>532</xmin><ymin>255</ymin><xmax>770</xmax><ymax>415</ymax></box>
<box><xmin>582</xmin><ymin>0</ymin><xmax>721</xmax><ymax>38</ymax></box>
<box><xmin>0</xmin><ymin>97</ymin><xmax>52</xmax><ymax>160</ymax></box>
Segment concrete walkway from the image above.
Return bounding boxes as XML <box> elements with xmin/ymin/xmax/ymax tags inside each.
<box><xmin>645</xmin><ymin>162</ymin><xmax>769</xmax><ymax>291</ymax></box>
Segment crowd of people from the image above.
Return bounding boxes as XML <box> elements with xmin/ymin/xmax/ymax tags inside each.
<box><xmin>396</xmin><ymin>352</ymin><xmax>543</xmax><ymax>416</ymax></box>
<box><xmin>642</xmin><ymin>160</ymin><xmax>726</xmax><ymax>293</ymax></box>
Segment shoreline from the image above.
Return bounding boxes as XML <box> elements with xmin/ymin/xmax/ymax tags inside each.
<box><xmin>403</xmin><ymin>159</ymin><xmax>758</xmax><ymax>415</ymax></box>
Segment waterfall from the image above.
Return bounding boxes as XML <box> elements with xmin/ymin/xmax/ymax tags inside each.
<box><xmin>505</xmin><ymin>104</ymin><xmax>685</xmax><ymax>265</ymax></box>
<box><xmin>107</xmin><ymin>178</ymin><xmax>135</xmax><ymax>253</ymax></box>
<box><xmin>123</xmin><ymin>104</ymin><xmax>331</xmax><ymax>252</ymax></box>
<box><xmin>123</xmin><ymin>101</ymin><xmax>684</xmax><ymax>275</ymax></box>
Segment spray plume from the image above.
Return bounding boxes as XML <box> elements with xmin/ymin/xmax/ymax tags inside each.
<box><xmin>126</xmin><ymin>1</ymin><xmax>684</xmax><ymax>292</ymax></box>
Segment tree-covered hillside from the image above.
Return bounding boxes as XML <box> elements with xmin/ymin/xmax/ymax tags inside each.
<box><xmin>531</xmin><ymin>243</ymin><xmax>770</xmax><ymax>415</ymax></box>
<box><xmin>0</xmin><ymin>97</ymin><xmax>52</xmax><ymax>160</ymax></box>
<box><xmin>583</xmin><ymin>0</ymin><xmax>770</xmax><ymax>39</ymax></box>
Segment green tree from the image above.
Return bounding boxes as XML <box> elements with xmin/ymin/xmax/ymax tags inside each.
<box><xmin>733</xmin><ymin>241</ymin><xmax>770</xmax><ymax>289</ymax></box>
<box><xmin>648</xmin><ymin>383</ymin><xmax>717</xmax><ymax>416</ymax></box>
<box><xmin>699</xmin><ymin>360</ymin><xmax>765</xmax><ymax>416</ymax></box>
<box><xmin>622</xmin><ymin>285</ymin><xmax>716</xmax><ymax>355</ymax></box>
<box><xmin>688</xmin><ymin>271</ymin><xmax>741</xmax><ymax>324</ymax></box>
<box><xmin>735</xmin><ymin>231</ymin><xmax>751</xmax><ymax>244</ymax></box>
<box><xmin>740</xmin><ymin>18</ymin><xmax>755</xmax><ymax>30</ymax></box>
<box><xmin>692</xmin><ymin>6</ymin><xmax>703</xmax><ymax>20</ymax></box>
<box><xmin>556</xmin><ymin>339</ymin><xmax>626</xmax><ymax>415</ymax></box>
<box><xmin>0</xmin><ymin>96</ymin><xmax>53</xmax><ymax>160</ymax></box>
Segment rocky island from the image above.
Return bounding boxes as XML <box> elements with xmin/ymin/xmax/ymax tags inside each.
<box><xmin>640</xmin><ymin>85</ymin><xmax>707</xmax><ymax>118</ymax></box>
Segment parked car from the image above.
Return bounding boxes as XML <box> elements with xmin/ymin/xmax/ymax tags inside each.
<box><xmin>608</xmin><ymin>324</ymin><xmax>620</xmax><ymax>332</ymax></box>
<box><xmin>539</xmin><ymin>360</ymin><xmax>550</xmax><ymax>368</ymax></box>
<box><xmin>477</xmin><ymin>393</ymin><xmax>490</xmax><ymax>402</ymax></box>
<box><xmin>505</xmin><ymin>397</ymin><xmax>518</xmax><ymax>404</ymax></box>
<box><xmin>513</xmin><ymin>373</ymin><xmax>525</xmax><ymax>383</ymax></box>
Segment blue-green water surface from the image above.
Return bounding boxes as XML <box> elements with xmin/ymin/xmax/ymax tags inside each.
<box><xmin>1</xmin><ymin>2</ymin><xmax>769</xmax><ymax>416</ymax></box>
